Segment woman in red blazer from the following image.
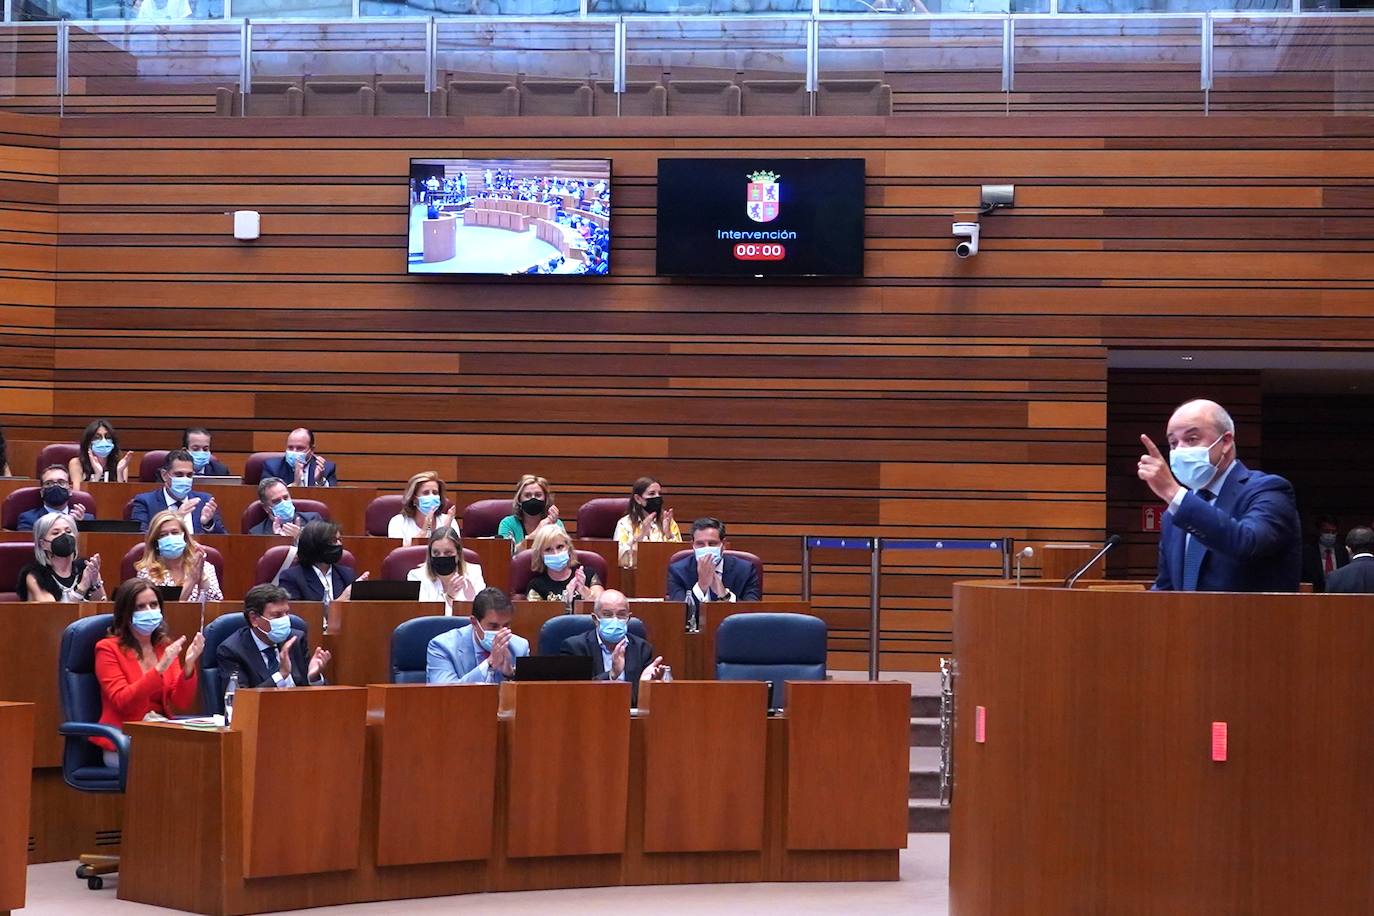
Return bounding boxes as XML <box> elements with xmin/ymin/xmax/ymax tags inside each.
<box><xmin>93</xmin><ymin>578</ymin><xmax>204</xmax><ymax>767</ymax></box>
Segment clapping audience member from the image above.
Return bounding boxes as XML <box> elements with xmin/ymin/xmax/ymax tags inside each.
<box><xmin>559</xmin><ymin>589</ymin><xmax>664</xmax><ymax>705</ymax></box>
<box><xmin>130</xmin><ymin>449</ymin><xmax>226</xmax><ymax>535</ymax></box>
<box><xmin>666</xmin><ymin>517</ymin><xmax>763</xmax><ymax>606</ymax></box>
<box><xmin>248</xmin><ymin>477</ymin><xmax>320</xmax><ymax>537</ymax></box>
<box><xmin>183</xmin><ymin>427</ymin><xmax>232</xmax><ymax>476</ymax></box>
<box><xmin>18</xmin><ymin>465</ymin><xmax>93</xmax><ymax>532</ymax></box>
<box><xmin>260</xmin><ymin>428</ymin><xmax>338</xmax><ymax>488</ymax></box>
<box><xmin>614</xmin><ymin>476</ymin><xmax>681</xmax><ymax>568</ymax></box>
<box><xmin>135</xmin><ymin>510</ymin><xmax>224</xmax><ymax>601</ymax></box>
<box><xmin>525</xmin><ymin>526</ymin><xmax>602</xmax><ymax>603</ymax></box>
<box><xmin>389</xmin><ymin>471</ymin><xmax>457</xmax><ymax>540</ymax></box>
<box><xmin>0</xmin><ymin>424</ymin><xmax>10</xmax><ymax>476</ymax></box>
<box><xmin>425</xmin><ymin>587</ymin><xmax>529</xmax><ymax>684</ymax></box>
<box><xmin>92</xmin><ymin>579</ymin><xmax>204</xmax><ymax>765</ymax></box>
<box><xmin>71</xmin><ymin>418</ymin><xmax>133</xmax><ymax>486</ymax></box>
<box><xmin>278</xmin><ymin>520</ymin><xmax>366</xmax><ymax>603</ymax></box>
<box><xmin>19</xmin><ymin>514</ymin><xmax>106</xmax><ymax>602</ymax></box>
<box><xmin>408</xmin><ymin>526</ymin><xmax>485</xmax><ymax>609</ymax></box>
<box><xmin>497</xmin><ymin>474</ymin><xmax>564</xmax><ymax>549</ymax></box>
<box><xmin>214</xmin><ymin>584</ymin><xmax>330</xmax><ymax>688</ymax></box>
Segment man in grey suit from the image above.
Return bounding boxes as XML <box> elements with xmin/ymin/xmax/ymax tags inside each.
<box><xmin>426</xmin><ymin>587</ymin><xmax>529</xmax><ymax>684</ymax></box>
<box><xmin>1325</xmin><ymin>527</ymin><xmax>1374</xmax><ymax>594</ymax></box>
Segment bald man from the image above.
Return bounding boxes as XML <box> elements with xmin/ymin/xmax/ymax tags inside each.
<box><xmin>1137</xmin><ymin>398</ymin><xmax>1300</xmax><ymax>592</ymax></box>
<box><xmin>258</xmin><ymin>427</ymin><xmax>337</xmax><ymax>488</ymax></box>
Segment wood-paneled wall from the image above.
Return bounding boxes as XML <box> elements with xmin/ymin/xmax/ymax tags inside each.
<box><xmin>5</xmin><ymin>112</ymin><xmax>1374</xmax><ymax>669</ymax></box>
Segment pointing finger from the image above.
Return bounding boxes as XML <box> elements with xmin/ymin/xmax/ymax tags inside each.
<box><xmin>1139</xmin><ymin>434</ymin><xmax>1164</xmax><ymax>459</ymax></box>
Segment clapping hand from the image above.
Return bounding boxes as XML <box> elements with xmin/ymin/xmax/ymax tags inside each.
<box><xmin>292</xmin><ymin>455</ymin><xmax>308</xmax><ymax>486</ymax></box>
<box><xmin>661</xmin><ymin>508</ymin><xmax>674</xmax><ymax>536</ymax></box>
<box><xmin>200</xmin><ymin>496</ymin><xmax>218</xmax><ymax>530</ymax></box>
<box><xmin>183</xmin><ymin>632</ymin><xmax>205</xmax><ymax>670</ymax></box>
<box><xmin>117</xmin><ymin>451</ymin><xmax>133</xmax><ymax>481</ymax></box>
<box><xmin>157</xmin><ymin>636</ymin><xmax>188</xmax><ymax>673</ymax></box>
<box><xmin>313</xmin><ymin>454</ymin><xmax>327</xmax><ymax>481</ymax></box>
<box><xmin>307</xmin><ymin>646</ymin><xmax>331</xmax><ymax>681</ymax></box>
<box><xmin>278</xmin><ymin>635</ymin><xmax>297</xmax><ymax>679</ymax></box>
<box><xmin>1137</xmin><ymin>435</ymin><xmax>1180</xmax><ymax>504</ymax></box>
<box><xmin>71</xmin><ymin>502</ymin><xmax>88</xmax><ymax>521</ymax></box>
<box><xmin>87</xmin><ymin>448</ymin><xmax>106</xmax><ymax>479</ymax></box>
<box><xmin>609</xmin><ymin>638</ymin><xmax>627</xmax><ymax>679</ymax></box>
<box><xmin>695</xmin><ymin>551</ymin><xmax>716</xmax><ymax>592</ymax></box>
<box><xmin>571</xmin><ymin>566</ymin><xmax>588</xmax><ymax>598</ymax></box>
<box><xmin>179</xmin><ymin>496</ymin><xmax>202</xmax><ymax>519</ymax></box>
<box><xmin>280</xmin><ymin>520</ymin><xmax>303</xmax><ymax>540</ymax></box>
<box><xmin>337</xmin><ymin>571</ymin><xmax>368</xmax><ymax>602</ymax></box>
<box><xmin>488</xmin><ymin>629</ymin><xmax>515</xmax><ymax>676</ymax></box>
<box><xmin>78</xmin><ymin>554</ymin><xmax>100</xmax><ymax>592</ymax></box>
<box><xmin>640</xmin><ymin>655</ymin><xmax>665</xmax><ymax>682</ymax></box>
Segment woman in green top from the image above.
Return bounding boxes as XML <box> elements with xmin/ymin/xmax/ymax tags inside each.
<box><xmin>496</xmin><ymin>474</ymin><xmax>565</xmax><ymax>551</ymax></box>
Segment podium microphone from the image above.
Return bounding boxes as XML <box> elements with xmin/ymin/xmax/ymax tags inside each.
<box><xmin>1063</xmin><ymin>534</ymin><xmax>1122</xmax><ymax>589</ymax></box>
<box><xmin>1014</xmin><ymin>547</ymin><xmax>1034</xmax><ymax>586</ymax></box>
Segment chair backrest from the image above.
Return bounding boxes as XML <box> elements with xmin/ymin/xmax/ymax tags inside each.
<box><xmin>242</xmin><ymin>81</ymin><xmax>304</xmax><ymax>117</ymax></box>
<box><xmin>510</xmin><ymin>549</ymin><xmax>610</xmax><ymax>599</ymax></box>
<box><xmin>536</xmin><ymin>613</ymin><xmax>647</xmax><ymax>656</ymax></box>
<box><xmin>303</xmin><ymin>78</ymin><xmax>375</xmax><ymax>117</ymax></box>
<box><xmin>816</xmin><ymin>78</ymin><xmax>892</xmax><ymax>116</ymax></box>
<box><xmin>715</xmin><ymin>612</ymin><xmax>827</xmax><ymax>707</ymax></box>
<box><xmin>0</xmin><ymin>541</ymin><xmax>35</xmax><ymax>601</ymax></box>
<box><xmin>666</xmin><ymin>80</ymin><xmax>741</xmax><ymax>116</ymax></box>
<box><xmin>365</xmin><ymin>495</ymin><xmax>405</xmax><ymax>536</ymax></box>
<box><xmin>593</xmin><ymin>80</ymin><xmax>665</xmax><ymax>116</ymax></box>
<box><xmin>242</xmin><ymin>452</ymin><xmax>277</xmax><ymax>486</ymax></box>
<box><xmin>240</xmin><ymin>498</ymin><xmax>332</xmax><ymax>535</ymax></box>
<box><xmin>460</xmin><ymin>499</ymin><xmax>511</xmax><ymax>538</ymax></box>
<box><xmin>376</xmin><ymin>80</ymin><xmax>440</xmax><ymax>116</ymax></box>
<box><xmin>200</xmin><ymin>610</ymin><xmax>309</xmax><ymax>714</ymax></box>
<box><xmin>446</xmin><ymin>80</ymin><xmax>519</xmax><ymax>116</ymax></box>
<box><xmin>1</xmin><ymin>487</ymin><xmax>98</xmax><ymax>531</ymax></box>
<box><xmin>740</xmin><ymin>79</ymin><xmax>809</xmax><ymax>116</ymax></box>
<box><xmin>390</xmin><ymin>616</ymin><xmax>466</xmax><ymax>683</ymax></box>
<box><xmin>35</xmin><ymin>442</ymin><xmax>80</xmax><ymax>479</ymax></box>
<box><xmin>668</xmin><ymin>549</ymin><xmax>765</xmax><ymax>597</ymax></box>
<box><xmin>120</xmin><ymin>544</ymin><xmax>226</xmax><ymax>585</ymax></box>
<box><xmin>575</xmin><ymin>497</ymin><xmax>630</xmax><ymax>540</ymax></box>
<box><xmin>58</xmin><ymin>614</ymin><xmax>114</xmax><ymax>774</ymax></box>
<box><xmin>519</xmin><ymin>79</ymin><xmax>593</xmax><ymax>116</ymax></box>
<box><xmin>138</xmin><ymin>450</ymin><xmax>170</xmax><ymax>482</ymax></box>
<box><xmin>253</xmin><ymin>545</ymin><xmax>359</xmax><ymax>586</ymax></box>
<box><xmin>380</xmin><ymin>545</ymin><xmax>481</xmax><ymax>582</ymax></box>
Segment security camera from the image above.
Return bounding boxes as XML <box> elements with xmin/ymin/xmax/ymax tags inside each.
<box><xmin>953</xmin><ymin>221</ymin><xmax>980</xmax><ymax>258</ymax></box>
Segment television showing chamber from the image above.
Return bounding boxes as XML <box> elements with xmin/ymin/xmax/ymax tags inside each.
<box><xmin>408</xmin><ymin>158</ymin><xmax>611</xmax><ymax>276</ymax></box>
<box><xmin>655</xmin><ymin>157</ymin><xmax>865</xmax><ymax>278</ymax></box>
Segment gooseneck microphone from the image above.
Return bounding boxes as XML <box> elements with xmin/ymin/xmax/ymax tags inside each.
<box><xmin>1063</xmin><ymin>534</ymin><xmax>1122</xmax><ymax>589</ymax></box>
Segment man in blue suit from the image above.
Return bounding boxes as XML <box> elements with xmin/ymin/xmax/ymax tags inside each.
<box><xmin>17</xmin><ymin>465</ymin><xmax>94</xmax><ymax>532</ymax></box>
<box><xmin>426</xmin><ymin>587</ymin><xmax>530</xmax><ymax>684</ymax></box>
<box><xmin>130</xmin><ymin>449</ymin><xmax>227</xmax><ymax>535</ymax></box>
<box><xmin>666</xmin><ymin>517</ymin><xmax>764</xmax><ymax>622</ymax></box>
<box><xmin>1138</xmin><ymin>399</ymin><xmax>1300</xmax><ymax>592</ymax></box>
<box><xmin>259</xmin><ymin>428</ymin><xmax>338</xmax><ymax>488</ymax></box>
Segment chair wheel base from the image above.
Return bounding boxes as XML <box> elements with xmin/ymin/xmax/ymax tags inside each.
<box><xmin>87</xmin><ymin>876</ymin><xmax>104</xmax><ymax>890</ymax></box>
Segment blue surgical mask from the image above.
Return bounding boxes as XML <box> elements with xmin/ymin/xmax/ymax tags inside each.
<box><xmin>597</xmin><ymin>617</ymin><xmax>628</xmax><ymax>645</ymax></box>
<box><xmin>131</xmin><ymin>609</ymin><xmax>162</xmax><ymax>635</ymax></box>
<box><xmin>694</xmin><ymin>545</ymin><xmax>723</xmax><ymax>563</ymax></box>
<box><xmin>417</xmin><ymin>494</ymin><xmax>443</xmax><ymax>515</ymax></box>
<box><xmin>544</xmin><ymin>551</ymin><xmax>570</xmax><ymax>572</ymax></box>
<box><xmin>271</xmin><ymin>498</ymin><xmax>296</xmax><ymax>521</ymax></box>
<box><xmin>91</xmin><ymin>439</ymin><xmax>115</xmax><ymax>458</ymax></box>
<box><xmin>266</xmin><ymin>615</ymin><xmax>292</xmax><ymax>643</ymax></box>
<box><xmin>168</xmin><ymin>476</ymin><xmax>193</xmax><ymax>499</ymax></box>
<box><xmin>284</xmin><ymin>449</ymin><xmax>305</xmax><ymax>467</ymax></box>
<box><xmin>1169</xmin><ymin>436</ymin><xmax>1224</xmax><ymax>491</ymax></box>
<box><xmin>157</xmin><ymin>534</ymin><xmax>186</xmax><ymax>559</ymax></box>
<box><xmin>190</xmin><ymin>449</ymin><xmax>211</xmax><ymax>469</ymax></box>
<box><xmin>477</xmin><ymin>627</ymin><xmax>496</xmax><ymax>652</ymax></box>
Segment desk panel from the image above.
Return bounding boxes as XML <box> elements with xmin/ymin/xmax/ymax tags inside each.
<box><xmin>0</xmin><ymin>703</ymin><xmax>34</xmax><ymax>912</ymax></box>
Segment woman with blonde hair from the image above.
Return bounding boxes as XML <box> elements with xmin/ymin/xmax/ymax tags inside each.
<box><xmin>497</xmin><ymin>474</ymin><xmax>564</xmax><ymax>550</ymax></box>
<box><xmin>388</xmin><ymin>471</ymin><xmax>457</xmax><ymax>540</ymax></box>
<box><xmin>407</xmin><ymin>526</ymin><xmax>486</xmax><ymax>611</ymax></box>
<box><xmin>524</xmin><ymin>525</ymin><xmax>601</xmax><ymax>603</ymax></box>
<box><xmin>135</xmin><ymin>509</ymin><xmax>223</xmax><ymax>601</ymax></box>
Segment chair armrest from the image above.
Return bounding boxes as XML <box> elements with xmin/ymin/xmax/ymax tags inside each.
<box><xmin>58</xmin><ymin>721</ymin><xmax>131</xmax><ymax>783</ymax></box>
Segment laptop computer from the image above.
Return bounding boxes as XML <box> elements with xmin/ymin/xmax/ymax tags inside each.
<box><xmin>152</xmin><ymin>585</ymin><xmax>183</xmax><ymax>605</ymax></box>
<box><xmin>513</xmin><ymin>656</ymin><xmax>594</xmax><ymax>682</ymax></box>
<box><xmin>194</xmin><ymin>475</ymin><xmax>242</xmax><ymax>486</ymax></box>
<box><xmin>79</xmin><ymin>519</ymin><xmax>143</xmax><ymax>533</ymax></box>
<box><xmin>348</xmin><ymin>579</ymin><xmax>421</xmax><ymax>601</ymax></box>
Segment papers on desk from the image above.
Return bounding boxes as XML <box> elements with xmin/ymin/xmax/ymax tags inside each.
<box><xmin>177</xmin><ymin>715</ymin><xmax>226</xmax><ymax>728</ymax></box>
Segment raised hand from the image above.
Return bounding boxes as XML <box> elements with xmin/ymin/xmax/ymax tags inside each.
<box><xmin>571</xmin><ymin>566</ymin><xmax>588</xmax><ymax>598</ymax></box>
<box><xmin>278</xmin><ymin>635</ymin><xmax>297</xmax><ymax>679</ymax></box>
<box><xmin>546</xmin><ymin>504</ymin><xmax>560</xmax><ymax>524</ymax></box>
<box><xmin>1137</xmin><ymin>435</ymin><xmax>1180</xmax><ymax>504</ymax></box>
<box><xmin>661</xmin><ymin>508</ymin><xmax>674</xmax><ymax>536</ymax></box>
<box><xmin>292</xmin><ymin>457</ymin><xmax>308</xmax><ymax>486</ymax></box>
<box><xmin>337</xmin><ymin>571</ymin><xmax>368</xmax><ymax>602</ymax></box>
<box><xmin>696</xmin><ymin>552</ymin><xmax>716</xmax><ymax>592</ymax></box>
<box><xmin>307</xmin><ymin>646</ymin><xmax>331</xmax><ymax>681</ymax></box>
<box><xmin>183</xmin><ymin>631</ymin><xmax>205</xmax><ymax>670</ymax></box>
<box><xmin>489</xmin><ymin>629</ymin><xmax>514</xmax><ymax>675</ymax></box>
<box><xmin>313</xmin><ymin>454</ymin><xmax>327</xmax><ymax>484</ymax></box>
<box><xmin>199</xmin><ymin>496</ymin><xmax>218</xmax><ymax>529</ymax></box>
<box><xmin>88</xmin><ymin>449</ymin><xmax>106</xmax><ymax>479</ymax></box>
<box><xmin>610</xmin><ymin>638</ymin><xmax>627</xmax><ymax>679</ymax></box>
<box><xmin>71</xmin><ymin>502</ymin><xmax>88</xmax><ymax>521</ymax></box>
<box><xmin>280</xmin><ymin>521</ymin><xmax>302</xmax><ymax>540</ymax></box>
<box><xmin>639</xmin><ymin>655</ymin><xmax>665</xmax><ymax>682</ymax></box>
<box><xmin>117</xmin><ymin>451</ymin><xmax>133</xmax><ymax>481</ymax></box>
<box><xmin>178</xmin><ymin>496</ymin><xmax>202</xmax><ymax>518</ymax></box>
<box><xmin>157</xmin><ymin>636</ymin><xmax>188</xmax><ymax>673</ymax></box>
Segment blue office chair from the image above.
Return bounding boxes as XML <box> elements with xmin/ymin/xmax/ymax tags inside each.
<box><xmin>200</xmin><ymin>611</ymin><xmax>309</xmax><ymax>714</ymax></box>
<box><xmin>391</xmin><ymin>616</ymin><xmax>466</xmax><ymax>683</ymax></box>
<box><xmin>715</xmin><ymin>613</ymin><xmax>827</xmax><ymax>708</ymax></box>
<box><xmin>537</xmin><ymin>614</ymin><xmax>647</xmax><ymax>656</ymax></box>
<box><xmin>58</xmin><ymin>614</ymin><xmax>126</xmax><ymax>890</ymax></box>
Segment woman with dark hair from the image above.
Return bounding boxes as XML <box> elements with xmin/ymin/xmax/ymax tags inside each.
<box><xmin>92</xmin><ymin>578</ymin><xmax>203</xmax><ymax>766</ymax></box>
<box><xmin>69</xmin><ymin>418</ymin><xmax>133</xmax><ymax>486</ymax></box>
<box><xmin>613</xmin><ymin>476</ymin><xmax>681</xmax><ymax>568</ymax></box>
<box><xmin>278</xmin><ymin>520</ymin><xmax>366</xmax><ymax>603</ymax></box>
<box><xmin>0</xmin><ymin>424</ymin><xmax>11</xmax><ymax>476</ymax></box>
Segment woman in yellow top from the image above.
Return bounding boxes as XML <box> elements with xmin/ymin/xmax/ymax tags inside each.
<box><xmin>613</xmin><ymin>477</ymin><xmax>681</xmax><ymax>568</ymax></box>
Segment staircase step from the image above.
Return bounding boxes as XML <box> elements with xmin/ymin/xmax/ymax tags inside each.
<box><xmin>909</xmin><ymin>746</ymin><xmax>942</xmax><ymax>799</ymax></box>
<box><xmin>910</xmin><ymin>693</ymin><xmax>941</xmax><ymax>718</ymax></box>
<box><xmin>908</xmin><ymin>798</ymin><xmax>950</xmax><ymax>833</ymax></box>
<box><xmin>910</xmin><ymin>716</ymin><xmax>941</xmax><ymax>747</ymax></box>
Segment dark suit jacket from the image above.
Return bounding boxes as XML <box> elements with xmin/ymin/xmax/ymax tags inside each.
<box><xmin>1301</xmin><ymin>542</ymin><xmax>1350</xmax><ymax>593</ymax></box>
<box><xmin>1153</xmin><ymin>460</ymin><xmax>1301</xmax><ymax>593</ymax></box>
<box><xmin>278</xmin><ymin>563</ymin><xmax>357</xmax><ymax>602</ymax></box>
<box><xmin>197</xmin><ymin>459</ymin><xmax>233</xmax><ymax>477</ymax></box>
<box><xmin>214</xmin><ymin>625</ymin><xmax>314</xmax><ymax>688</ymax></box>
<box><xmin>247</xmin><ymin>511</ymin><xmax>323</xmax><ymax>536</ymax></box>
<box><xmin>560</xmin><ymin>629</ymin><xmax>655</xmax><ymax>705</ymax></box>
<box><xmin>260</xmin><ymin>456</ymin><xmax>338</xmax><ymax>488</ymax></box>
<box><xmin>17</xmin><ymin>505</ymin><xmax>94</xmax><ymax>532</ymax></box>
<box><xmin>130</xmin><ymin>488</ymin><xmax>227</xmax><ymax>535</ymax></box>
<box><xmin>666</xmin><ymin>554</ymin><xmax>763</xmax><ymax>602</ymax></box>
<box><xmin>1324</xmin><ymin>555</ymin><xmax>1374</xmax><ymax>594</ymax></box>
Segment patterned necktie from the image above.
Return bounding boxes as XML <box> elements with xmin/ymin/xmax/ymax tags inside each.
<box><xmin>262</xmin><ymin>643</ymin><xmax>278</xmax><ymax>675</ymax></box>
<box><xmin>1180</xmin><ymin>489</ymin><xmax>1217</xmax><ymax>591</ymax></box>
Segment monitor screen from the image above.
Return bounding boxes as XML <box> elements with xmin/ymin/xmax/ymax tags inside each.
<box><xmin>655</xmin><ymin>158</ymin><xmax>865</xmax><ymax>278</ymax></box>
<box><xmin>408</xmin><ymin>158</ymin><xmax>611</xmax><ymax>276</ymax></box>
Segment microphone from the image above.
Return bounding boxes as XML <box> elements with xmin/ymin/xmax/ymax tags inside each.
<box><xmin>1063</xmin><ymin>535</ymin><xmax>1122</xmax><ymax>589</ymax></box>
<box><xmin>1014</xmin><ymin>546</ymin><xmax>1035</xmax><ymax>586</ymax></box>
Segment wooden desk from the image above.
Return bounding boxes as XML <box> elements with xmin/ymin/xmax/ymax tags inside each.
<box><xmin>0</xmin><ymin>703</ymin><xmax>34</xmax><ymax>914</ymax></box>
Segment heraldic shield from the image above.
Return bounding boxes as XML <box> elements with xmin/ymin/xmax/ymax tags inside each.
<box><xmin>746</xmin><ymin>170</ymin><xmax>780</xmax><ymax>223</ymax></box>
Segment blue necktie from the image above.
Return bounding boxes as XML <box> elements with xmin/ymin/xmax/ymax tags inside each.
<box><xmin>1180</xmin><ymin>489</ymin><xmax>1216</xmax><ymax>591</ymax></box>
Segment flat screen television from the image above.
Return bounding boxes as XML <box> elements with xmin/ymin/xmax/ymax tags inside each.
<box><xmin>655</xmin><ymin>158</ymin><xmax>865</xmax><ymax>278</ymax></box>
<box><xmin>408</xmin><ymin>158</ymin><xmax>611</xmax><ymax>276</ymax></box>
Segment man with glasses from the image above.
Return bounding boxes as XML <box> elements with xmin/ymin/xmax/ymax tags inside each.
<box><xmin>560</xmin><ymin>589</ymin><xmax>665</xmax><ymax>704</ymax></box>
<box><xmin>19</xmin><ymin>465</ymin><xmax>93</xmax><ymax>532</ymax></box>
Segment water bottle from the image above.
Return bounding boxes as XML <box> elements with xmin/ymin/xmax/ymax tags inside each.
<box><xmin>660</xmin><ymin>665</ymin><xmax>673</xmax><ymax>683</ymax></box>
<box><xmin>223</xmin><ymin>672</ymin><xmax>238</xmax><ymax>725</ymax></box>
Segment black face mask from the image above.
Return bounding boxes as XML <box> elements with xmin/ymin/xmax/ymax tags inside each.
<box><xmin>50</xmin><ymin>533</ymin><xmax>77</xmax><ymax>558</ymax></box>
<box><xmin>431</xmin><ymin>554</ymin><xmax>459</xmax><ymax>576</ymax></box>
<box><xmin>642</xmin><ymin>496</ymin><xmax>664</xmax><ymax>515</ymax></box>
<box><xmin>42</xmin><ymin>485</ymin><xmax>70</xmax><ymax>507</ymax></box>
<box><xmin>320</xmin><ymin>544</ymin><xmax>344</xmax><ymax>565</ymax></box>
<box><xmin>520</xmin><ymin>498</ymin><xmax>546</xmax><ymax>517</ymax></box>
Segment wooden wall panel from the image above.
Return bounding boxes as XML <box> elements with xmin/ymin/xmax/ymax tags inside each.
<box><xmin>4</xmin><ymin>113</ymin><xmax>1374</xmax><ymax>668</ymax></box>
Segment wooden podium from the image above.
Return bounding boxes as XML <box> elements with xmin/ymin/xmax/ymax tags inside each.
<box><xmin>950</xmin><ymin>580</ymin><xmax>1374</xmax><ymax>915</ymax></box>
